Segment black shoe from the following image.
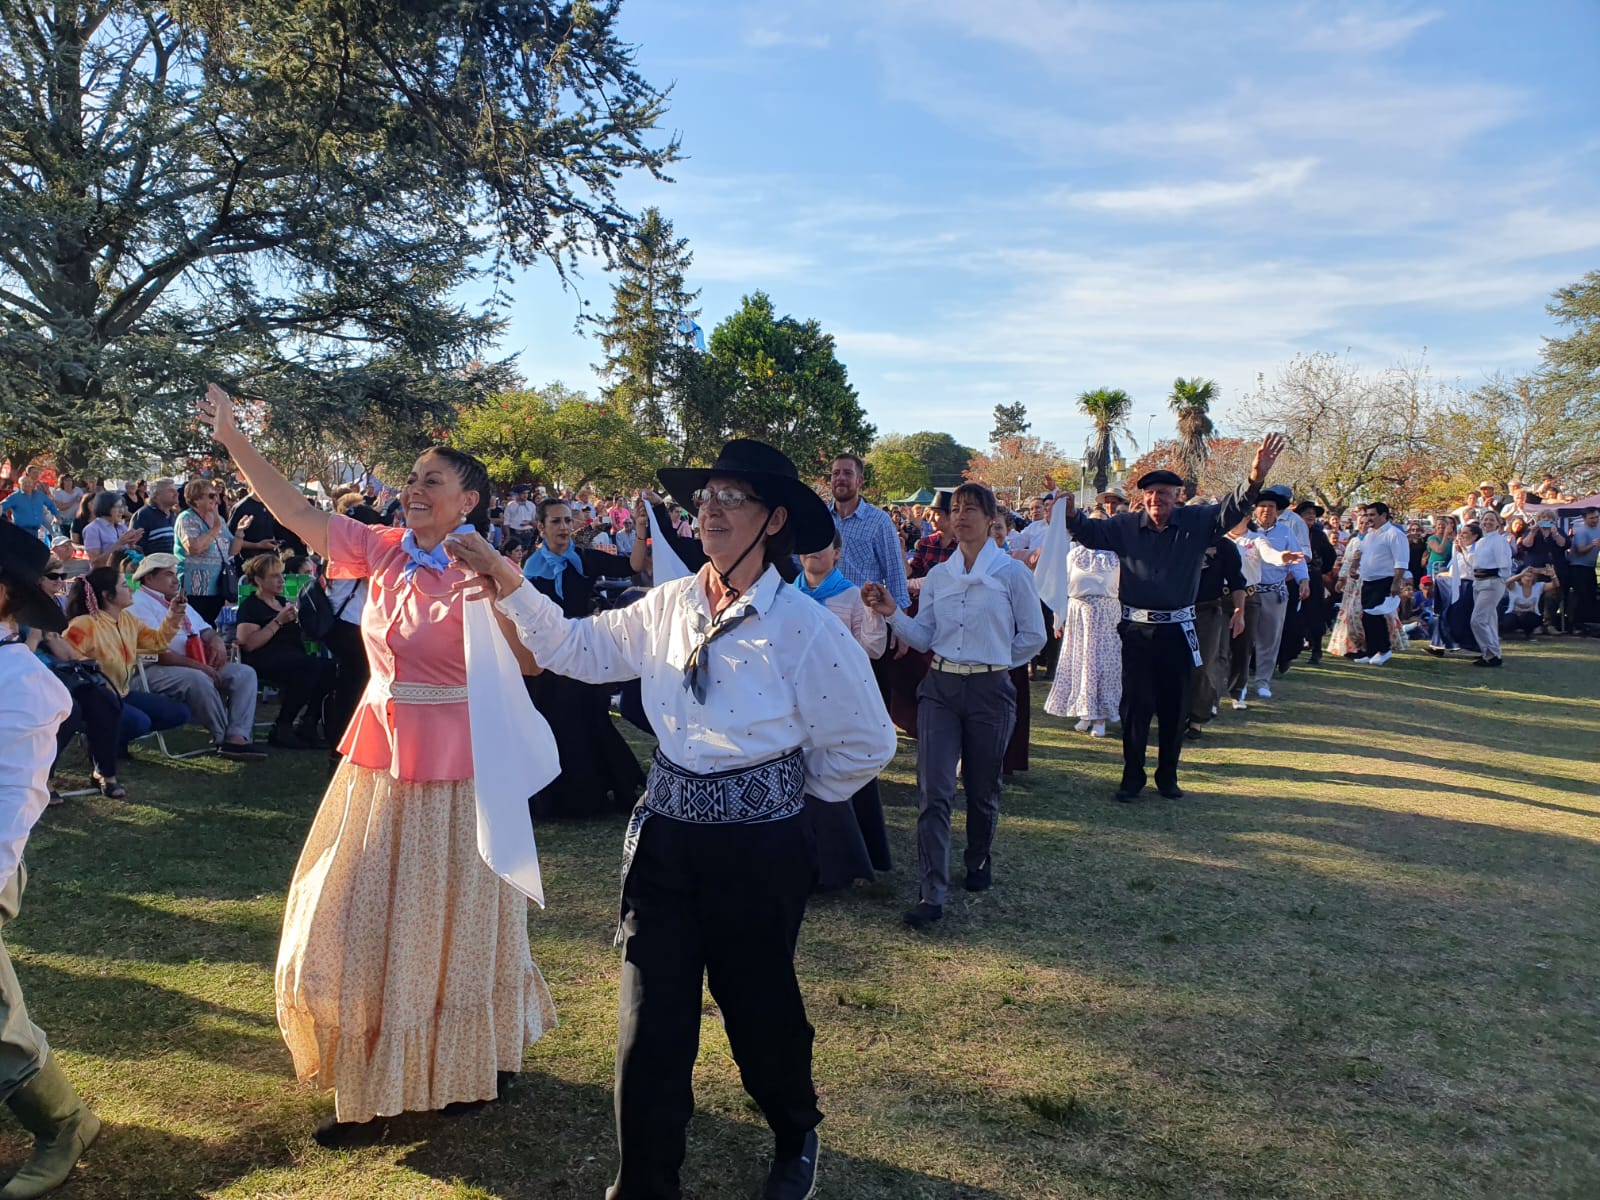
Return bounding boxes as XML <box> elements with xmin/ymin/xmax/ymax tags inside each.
<box><xmin>1183</xmin><ymin>724</ymin><xmax>1203</xmax><ymax>741</ymax></box>
<box><xmin>1485</xmin><ymin>656</ymin><xmax>1503</xmax><ymax>668</ymax></box>
<box><xmin>1114</xmin><ymin>786</ymin><xmax>1143</xmax><ymax>803</ymax></box>
<box><xmin>964</xmin><ymin>857</ymin><xmax>992</xmax><ymax>892</ymax></box>
<box><xmin>268</xmin><ymin>724</ymin><xmax>308</xmax><ymax>750</ymax></box>
<box><xmin>1308</xmin><ymin>653</ymin><xmax>1322</xmax><ymax>665</ymax></box>
<box><xmin>763</xmin><ymin>1130</ymin><xmax>820</xmax><ymax>1200</ymax></box>
<box><xmin>218</xmin><ymin>741</ymin><xmax>268</xmax><ymax>761</ymax></box>
<box><xmin>1157</xmin><ymin>784</ymin><xmax>1185</xmax><ymax>800</ymax></box>
<box><xmin>295</xmin><ymin>722</ymin><xmax>329</xmax><ymax>749</ymax></box>
<box><xmin>313</xmin><ymin>1114</ymin><xmax>390</xmax><ymax>1148</ymax></box>
<box><xmin>1424</xmin><ymin>646</ymin><xmax>1445</xmax><ymax>657</ymax></box>
<box><xmin>903</xmin><ymin>902</ymin><xmax>943</xmax><ymax>930</ymax></box>
<box><xmin>1277</xmin><ymin>662</ymin><xmax>1291</xmax><ymax>676</ymax></box>
<box><xmin>1471</xmin><ymin>656</ymin><xmax>1501</xmax><ymax>668</ymax></box>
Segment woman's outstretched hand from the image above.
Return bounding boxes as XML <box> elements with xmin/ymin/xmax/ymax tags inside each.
<box><xmin>446</xmin><ymin>531</ymin><xmax>522</xmax><ymax>602</ymax></box>
<box><xmin>199</xmin><ymin>384</ymin><xmax>239</xmax><ymax>445</ymax></box>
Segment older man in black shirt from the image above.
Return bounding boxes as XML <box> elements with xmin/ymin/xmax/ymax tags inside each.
<box><xmin>1057</xmin><ymin>434</ymin><xmax>1287</xmax><ymax>800</ymax></box>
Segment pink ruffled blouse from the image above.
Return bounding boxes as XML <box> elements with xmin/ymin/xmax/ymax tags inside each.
<box><xmin>328</xmin><ymin>515</ymin><xmax>473</xmax><ymax>783</ymax></box>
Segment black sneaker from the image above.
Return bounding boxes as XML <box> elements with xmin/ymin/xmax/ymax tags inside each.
<box><xmin>763</xmin><ymin>1130</ymin><xmax>820</xmax><ymax>1200</ymax></box>
<box><xmin>1157</xmin><ymin>784</ymin><xmax>1185</xmax><ymax>800</ymax></box>
<box><xmin>903</xmin><ymin>902</ymin><xmax>943</xmax><ymax>930</ymax></box>
<box><xmin>218</xmin><ymin>742</ymin><xmax>268</xmax><ymax>761</ymax></box>
<box><xmin>1114</xmin><ymin>785</ymin><xmax>1143</xmax><ymax>803</ymax></box>
<box><xmin>268</xmin><ymin>724</ymin><xmax>307</xmax><ymax>750</ymax></box>
<box><xmin>964</xmin><ymin>857</ymin><xmax>992</xmax><ymax>892</ymax></box>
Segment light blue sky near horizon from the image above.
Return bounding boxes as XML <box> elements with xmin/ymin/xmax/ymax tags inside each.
<box><xmin>468</xmin><ymin>0</ymin><xmax>1600</xmax><ymax>459</ymax></box>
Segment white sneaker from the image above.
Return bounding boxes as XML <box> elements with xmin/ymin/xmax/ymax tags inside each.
<box><xmin>1073</xmin><ymin>718</ymin><xmax>1092</xmax><ymax>733</ymax></box>
<box><xmin>1257</xmin><ymin>685</ymin><xmax>1272</xmax><ymax>699</ymax></box>
<box><xmin>1090</xmin><ymin>721</ymin><xmax>1106</xmax><ymax>738</ymax></box>
<box><xmin>1232</xmin><ymin>691</ymin><xmax>1249</xmax><ymax>711</ymax></box>
<box><xmin>1211</xmin><ymin>705</ymin><xmax>1218</xmax><ymax>716</ymax></box>
<box><xmin>1353</xmin><ymin>656</ymin><xmax>1372</xmax><ymax>664</ymax></box>
<box><xmin>1370</xmin><ymin>650</ymin><xmax>1392</xmax><ymax>665</ymax></box>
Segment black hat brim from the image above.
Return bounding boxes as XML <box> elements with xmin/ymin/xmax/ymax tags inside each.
<box><xmin>658</xmin><ymin>467</ymin><xmax>836</xmax><ymax>555</ymax></box>
<box><xmin>0</xmin><ymin>572</ymin><xmax>65</xmax><ymax>634</ymax></box>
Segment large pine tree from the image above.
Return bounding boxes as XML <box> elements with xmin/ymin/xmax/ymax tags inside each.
<box><xmin>590</xmin><ymin>208</ymin><xmax>700</xmax><ymax>442</ymax></box>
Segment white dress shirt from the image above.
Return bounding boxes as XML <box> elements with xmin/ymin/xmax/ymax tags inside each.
<box><xmin>1227</xmin><ymin>534</ymin><xmax>1264</xmax><ymax>586</ymax></box>
<box><xmin>1010</xmin><ymin>520</ymin><xmax>1050</xmax><ymax>554</ymax></box>
<box><xmin>327</xmin><ymin>577</ymin><xmax>368</xmax><ymax>625</ymax></box>
<box><xmin>1467</xmin><ymin>532</ymin><xmax>1514</xmax><ymax>577</ymax></box>
<box><xmin>1241</xmin><ymin>522</ymin><xmax>1309</xmax><ymax>586</ymax></box>
<box><xmin>1357</xmin><ymin>521</ymin><xmax>1410</xmax><ymax>582</ymax></box>
<box><xmin>887</xmin><ymin>539</ymin><xmax>1047</xmax><ymax>668</ymax></box>
<box><xmin>0</xmin><ymin>629</ymin><xmax>73</xmax><ymax>891</ymax></box>
<box><xmin>503</xmin><ymin>499</ymin><xmax>537</xmax><ymax>531</ymax></box>
<box><xmin>495</xmin><ymin>565</ymin><xmax>895</xmax><ymax>804</ymax></box>
<box><xmin>129</xmin><ymin>587</ymin><xmax>211</xmax><ymax>653</ymax></box>
<box><xmin>1280</xmin><ymin>507</ymin><xmax>1313</xmax><ymax>554</ymax></box>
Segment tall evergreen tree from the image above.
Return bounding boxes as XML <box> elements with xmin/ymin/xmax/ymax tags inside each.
<box><xmin>589</xmin><ymin>208</ymin><xmax>700</xmax><ymax>441</ymax></box>
<box><xmin>990</xmin><ymin>401</ymin><xmax>1031</xmax><ymax>444</ymax></box>
<box><xmin>0</xmin><ymin>1</ymin><xmax>675</xmax><ymax>474</ymax></box>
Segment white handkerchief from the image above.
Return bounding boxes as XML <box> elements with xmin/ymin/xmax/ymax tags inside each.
<box><xmin>463</xmin><ymin>598</ymin><xmax>560</xmax><ymax>906</ymax></box>
<box><xmin>1362</xmin><ymin>595</ymin><xmax>1400</xmax><ymax>617</ymax></box>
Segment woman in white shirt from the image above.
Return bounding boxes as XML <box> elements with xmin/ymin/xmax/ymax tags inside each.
<box><xmin>0</xmin><ymin>522</ymin><xmax>102</xmax><ymax>1195</ymax></box>
<box><xmin>450</xmin><ymin>438</ymin><xmax>894</xmax><ymax>1200</ymax></box>
<box><xmin>861</xmin><ymin>482</ymin><xmax>1046</xmax><ymax>930</ymax></box>
<box><xmin>796</xmin><ymin>530</ymin><xmax>892</xmax><ymax>889</ymax></box>
<box><xmin>1504</xmin><ymin>571</ymin><xmax>1544</xmax><ymax>639</ymax></box>
<box><xmin>1468</xmin><ymin>512</ymin><xmax>1514</xmax><ymax>666</ymax></box>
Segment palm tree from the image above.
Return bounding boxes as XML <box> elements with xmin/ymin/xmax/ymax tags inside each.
<box><xmin>1077</xmin><ymin>388</ymin><xmax>1138</xmax><ymax>493</ymax></box>
<box><xmin>1168</xmin><ymin>376</ymin><xmax>1217</xmax><ymax>498</ymax></box>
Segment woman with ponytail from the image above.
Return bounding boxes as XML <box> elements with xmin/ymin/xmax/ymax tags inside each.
<box><xmin>198</xmin><ymin>385</ymin><xmax>556</xmax><ymax>1147</ymax></box>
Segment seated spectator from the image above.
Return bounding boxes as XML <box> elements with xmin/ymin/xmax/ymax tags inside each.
<box><xmin>1</xmin><ymin>467</ymin><xmax>62</xmax><ymax>539</ymax></box>
<box><xmin>1518</xmin><ymin>513</ymin><xmax>1569</xmax><ymax>632</ymax></box>
<box><xmin>22</xmin><ymin>561</ymin><xmax>127</xmax><ymax>799</ymax></box>
<box><xmin>131</xmin><ymin>478</ymin><xmax>181</xmax><ymax>556</ymax></box>
<box><xmin>63</xmin><ymin>567</ymin><xmax>191</xmax><ymax>761</ymax></box>
<box><xmin>82</xmin><ymin>492</ymin><xmax>142</xmax><ymax>568</ymax></box>
<box><xmin>127</xmin><ymin>554</ymin><xmax>265</xmax><ymax>760</ymax></box>
<box><xmin>1503</xmin><ymin>571</ymin><xmax>1545</xmax><ymax>639</ymax></box>
<box><xmin>235</xmin><ymin>553</ymin><xmax>336</xmax><ymax>750</ymax></box>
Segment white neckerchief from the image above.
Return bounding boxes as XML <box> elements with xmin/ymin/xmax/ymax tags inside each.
<box><xmin>949</xmin><ymin>537</ymin><xmax>1007</xmax><ymax>591</ymax></box>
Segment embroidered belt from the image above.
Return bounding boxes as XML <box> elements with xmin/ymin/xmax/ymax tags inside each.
<box><xmin>1120</xmin><ymin>604</ymin><xmax>1202</xmax><ymax>667</ymax></box>
<box><xmin>1247</xmin><ymin>581</ymin><xmax>1288</xmax><ymax>598</ymax></box>
<box><xmin>368</xmin><ymin>678</ymin><xmax>468</xmax><ymax>706</ymax></box>
<box><xmin>931</xmin><ymin>655</ymin><xmax>1008</xmax><ymax>675</ymax></box>
<box><xmin>616</xmin><ymin>748</ymin><xmax>807</xmax><ymax>945</ymax></box>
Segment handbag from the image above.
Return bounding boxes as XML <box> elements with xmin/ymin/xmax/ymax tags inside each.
<box><xmin>50</xmin><ymin>658</ymin><xmax>115</xmax><ymax>694</ymax></box>
<box><xmin>216</xmin><ymin>555</ymin><xmax>240</xmax><ymax>603</ymax></box>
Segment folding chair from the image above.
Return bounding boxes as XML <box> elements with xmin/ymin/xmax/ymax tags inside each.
<box><xmin>133</xmin><ymin>655</ymin><xmax>214</xmax><ymax>760</ymax></box>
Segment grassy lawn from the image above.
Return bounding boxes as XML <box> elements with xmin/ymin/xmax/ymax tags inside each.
<box><xmin>8</xmin><ymin>638</ymin><xmax>1599</xmax><ymax>1199</ymax></box>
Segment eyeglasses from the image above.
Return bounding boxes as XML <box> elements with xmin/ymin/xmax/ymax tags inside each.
<box><xmin>691</xmin><ymin>486</ymin><xmax>760</xmax><ymax>511</ymax></box>
<box><xmin>44</xmin><ymin>572</ymin><xmax>66</xmax><ymax>580</ymax></box>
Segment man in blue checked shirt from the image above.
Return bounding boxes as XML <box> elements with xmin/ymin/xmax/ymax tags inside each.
<box><xmin>828</xmin><ymin>453</ymin><xmax>910</xmax><ymax>612</ymax></box>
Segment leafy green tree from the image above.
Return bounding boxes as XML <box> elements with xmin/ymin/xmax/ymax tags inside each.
<box><xmin>865</xmin><ymin>450</ymin><xmax>930</xmax><ymax>502</ymax></box>
<box><xmin>990</xmin><ymin>402</ymin><xmax>1031</xmax><ymax>445</ymax></box>
<box><xmin>0</xmin><ymin>1</ymin><xmax>675</xmax><ymax>474</ymax></box>
<box><xmin>872</xmin><ymin>431</ymin><xmax>976</xmax><ymax>487</ymax></box>
<box><xmin>589</xmin><ymin>208</ymin><xmax>700</xmax><ymax>442</ymax></box>
<box><xmin>450</xmin><ymin>383</ymin><xmax>671</xmax><ymax>493</ymax></box>
<box><xmin>1077</xmin><ymin>388</ymin><xmax>1138</xmax><ymax>494</ymax></box>
<box><xmin>1168</xmin><ymin>377</ymin><xmax>1217</xmax><ymax>498</ymax></box>
<box><xmin>699</xmin><ymin>292</ymin><xmax>874</xmax><ymax>476</ymax></box>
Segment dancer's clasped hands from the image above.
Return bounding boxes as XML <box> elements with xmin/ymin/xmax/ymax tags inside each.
<box><xmin>446</xmin><ymin>530</ymin><xmax>523</xmax><ymax>602</ymax></box>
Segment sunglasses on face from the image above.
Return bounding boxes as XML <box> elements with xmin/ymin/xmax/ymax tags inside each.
<box><xmin>44</xmin><ymin>571</ymin><xmax>66</xmax><ymax>580</ymax></box>
<box><xmin>692</xmin><ymin>487</ymin><xmax>760</xmax><ymax>511</ymax></box>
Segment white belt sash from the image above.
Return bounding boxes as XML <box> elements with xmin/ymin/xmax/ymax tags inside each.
<box><xmin>1121</xmin><ymin>603</ymin><xmax>1203</xmax><ymax>667</ymax></box>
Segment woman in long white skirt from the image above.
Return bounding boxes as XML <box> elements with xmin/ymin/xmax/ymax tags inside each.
<box><xmin>1044</xmin><ymin>541</ymin><xmax>1122</xmax><ymax>737</ymax></box>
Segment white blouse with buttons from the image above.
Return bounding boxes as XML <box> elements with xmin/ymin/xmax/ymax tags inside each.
<box><xmin>494</xmin><ymin>564</ymin><xmax>896</xmax><ymax>804</ymax></box>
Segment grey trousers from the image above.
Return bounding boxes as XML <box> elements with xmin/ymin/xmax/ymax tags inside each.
<box><xmin>0</xmin><ymin>866</ymin><xmax>49</xmax><ymax>1103</ymax></box>
<box><xmin>1250</xmin><ymin>589</ymin><xmax>1288</xmax><ymax>687</ymax></box>
<box><xmin>142</xmin><ymin>662</ymin><xmax>259</xmax><ymax>744</ymax></box>
<box><xmin>915</xmin><ymin>668</ymin><xmax>1016</xmax><ymax>907</ymax></box>
<box><xmin>1188</xmin><ymin>599</ymin><xmax>1231</xmax><ymax>724</ymax></box>
<box><xmin>1471</xmin><ymin>577</ymin><xmax>1506</xmax><ymax>659</ymax></box>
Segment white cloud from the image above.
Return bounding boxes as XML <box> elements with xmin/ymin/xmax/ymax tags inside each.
<box><xmin>1298</xmin><ymin>9</ymin><xmax>1442</xmax><ymax>53</ymax></box>
<box><xmin>1060</xmin><ymin>159</ymin><xmax>1319</xmax><ymax>217</ymax></box>
<box><xmin>744</xmin><ymin>26</ymin><xmax>831</xmax><ymax>50</ymax></box>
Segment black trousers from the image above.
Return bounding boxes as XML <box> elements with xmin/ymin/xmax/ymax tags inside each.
<box><xmin>1277</xmin><ymin>586</ymin><xmax>1302</xmax><ymax>670</ymax></box>
<box><xmin>54</xmin><ymin>681</ymin><xmax>122</xmax><ymax>779</ymax></box>
<box><xmin>1359</xmin><ymin>578</ymin><xmax>1393</xmax><ymax>657</ymax></box>
<box><xmin>1301</xmin><ymin>576</ymin><xmax>1326</xmax><ymax>659</ymax></box>
<box><xmin>1037</xmin><ymin>602</ymin><xmax>1061</xmax><ymax>673</ymax></box>
<box><xmin>324</xmin><ymin>621</ymin><xmax>369</xmax><ymax>751</ymax></box>
<box><xmin>251</xmin><ymin>654</ymin><xmax>337</xmax><ymax>728</ymax></box>
<box><xmin>608</xmin><ymin>813</ymin><xmax>819</xmax><ymax>1200</ymax></box>
<box><xmin>1119</xmin><ymin>623</ymin><xmax>1193</xmax><ymax>793</ymax></box>
<box><xmin>1571</xmin><ymin>567</ymin><xmax>1597</xmax><ymax>630</ymax></box>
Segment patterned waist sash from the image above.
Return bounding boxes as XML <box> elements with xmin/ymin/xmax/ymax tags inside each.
<box><xmin>615</xmin><ymin>748</ymin><xmax>807</xmax><ymax>945</ymax></box>
<box><xmin>1247</xmin><ymin>581</ymin><xmax>1289</xmax><ymax>598</ymax></box>
<box><xmin>368</xmin><ymin>677</ymin><xmax>469</xmax><ymax>706</ymax></box>
<box><xmin>1121</xmin><ymin>604</ymin><xmax>1202</xmax><ymax>667</ymax></box>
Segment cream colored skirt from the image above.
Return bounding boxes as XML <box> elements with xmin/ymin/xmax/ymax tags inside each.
<box><xmin>275</xmin><ymin>761</ymin><xmax>557</xmax><ymax>1123</ymax></box>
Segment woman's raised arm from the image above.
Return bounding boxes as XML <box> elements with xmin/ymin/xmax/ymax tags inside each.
<box><xmin>200</xmin><ymin>384</ymin><xmax>331</xmax><ymax>556</ymax></box>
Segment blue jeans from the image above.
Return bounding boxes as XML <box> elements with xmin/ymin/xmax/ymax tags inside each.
<box><xmin>119</xmin><ymin>690</ymin><xmax>190</xmax><ymax>751</ymax></box>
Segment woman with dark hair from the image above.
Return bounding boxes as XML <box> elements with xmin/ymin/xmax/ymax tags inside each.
<box><xmin>862</xmin><ymin>482</ymin><xmax>1045</xmax><ymax>930</ymax></box>
<box><xmin>449</xmin><ymin>438</ymin><xmax>895</xmax><ymax>1200</ymax></box>
<box><xmin>0</xmin><ymin>523</ymin><xmax>104</xmax><ymax>1196</ymax></box>
<box><xmin>81</xmin><ymin>492</ymin><xmax>141</xmax><ymax>569</ymax></box>
<box><xmin>235</xmin><ymin>553</ymin><xmax>337</xmax><ymax>749</ymax></box>
<box><xmin>199</xmin><ymin>385</ymin><xmax>557</xmax><ymax>1146</ymax></box>
<box><xmin>62</xmin><ymin>567</ymin><xmax>191</xmax><ymax>784</ymax></box>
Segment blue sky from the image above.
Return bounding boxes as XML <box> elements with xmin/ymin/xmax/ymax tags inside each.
<box><xmin>479</xmin><ymin>0</ymin><xmax>1600</xmax><ymax>458</ymax></box>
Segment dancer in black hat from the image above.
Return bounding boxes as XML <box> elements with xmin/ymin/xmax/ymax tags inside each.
<box><xmin>448</xmin><ymin>439</ymin><xmax>895</xmax><ymax>1200</ymax></box>
<box><xmin>1054</xmin><ymin>435</ymin><xmax>1287</xmax><ymax>800</ymax></box>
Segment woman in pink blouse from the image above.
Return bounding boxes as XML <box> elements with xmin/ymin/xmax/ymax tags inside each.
<box><xmin>198</xmin><ymin>386</ymin><xmax>556</xmax><ymax>1146</ymax></box>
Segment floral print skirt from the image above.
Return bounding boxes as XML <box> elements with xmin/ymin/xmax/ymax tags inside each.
<box><xmin>276</xmin><ymin>761</ymin><xmax>557</xmax><ymax>1123</ymax></box>
<box><xmin>1045</xmin><ymin>594</ymin><xmax>1123</xmax><ymax>721</ymax></box>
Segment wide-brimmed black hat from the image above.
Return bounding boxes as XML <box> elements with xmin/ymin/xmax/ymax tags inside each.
<box><xmin>1259</xmin><ymin>485</ymin><xmax>1293</xmax><ymax>509</ymax></box>
<box><xmin>0</xmin><ymin>523</ymin><xmax>66</xmax><ymax>633</ymax></box>
<box><xmin>658</xmin><ymin>439</ymin><xmax>836</xmax><ymax>554</ymax></box>
<box><xmin>928</xmin><ymin>487</ymin><xmax>955</xmax><ymax>514</ymax></box>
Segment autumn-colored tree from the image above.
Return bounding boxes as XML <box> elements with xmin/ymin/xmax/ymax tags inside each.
<box><xmin>964</xmin><ymin>436</ymin><xmax>1073</xmax><ymax>512</ymax></box>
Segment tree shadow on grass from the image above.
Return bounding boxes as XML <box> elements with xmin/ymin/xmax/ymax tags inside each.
<box><xmin>399</xmin><ymin>1075</ymin><xmax>1019</xmax><ymax>1200</ymax></box>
